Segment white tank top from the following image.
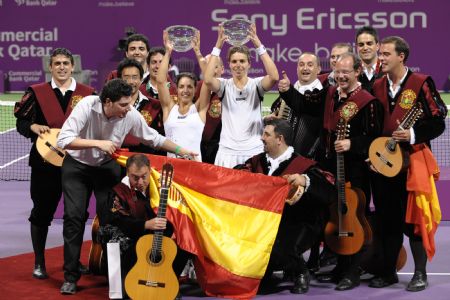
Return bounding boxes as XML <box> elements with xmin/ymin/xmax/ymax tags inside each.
<box><xmin>164</xmin><ymin>104</ymin><xmax>205</xmax><ymax>161</ymax></box>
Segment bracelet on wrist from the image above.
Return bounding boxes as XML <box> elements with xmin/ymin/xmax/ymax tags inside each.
<box><xmin>175</xmin><ymin>145</ymin><xmax>181</xmax><ymax>155</ymax></box>
<box><xmin>211</xmin><ymin>47</ymin><xmax>221</xmax><ymax>57</ymax></box>
<box><xmin>257</xmin><ymin>45</ymin><xmax>267</xmax><ymax>56</ymax></box>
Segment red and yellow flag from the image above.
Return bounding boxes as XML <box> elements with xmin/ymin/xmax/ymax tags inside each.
<box><xmin>114</xmin><ymin>150</ymin><xmax>289</xmax><ymax>299</ymax></box>
<box><xmin>406</xmin><ymin>144</ymin><xmax>441</xmax><ymax>261</ymax></box>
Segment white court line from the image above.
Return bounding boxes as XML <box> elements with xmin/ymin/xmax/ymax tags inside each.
<box><xmin>398</xmin><ymin>272</ymin><xmax>450</xmax><ymax>276</ymax></box>
<box><xmin>0</xmin><ymin>154</ymin><xmax>29</xmax><ymax>169</ymax></box>
<box><xmin>0</xmin><ymin>128</ymin><xmax>16</xmax><ymax>135</ymax></box>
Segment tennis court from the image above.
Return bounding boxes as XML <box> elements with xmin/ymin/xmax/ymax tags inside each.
<box><xmin>1</xmin><ymin>92</ymin><xmax>450</xmax><ymax>181</ymax></box>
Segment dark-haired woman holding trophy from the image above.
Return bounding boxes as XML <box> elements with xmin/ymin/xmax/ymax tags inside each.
<box><xmin>156</xmin><ymin>28</ymin><xmax>212</xmax><ymax>161</ymax></box>
<box><xmin>204</xmin><ymin>21</ymin><xmax>279</xmax><ymax>168</ymax></box>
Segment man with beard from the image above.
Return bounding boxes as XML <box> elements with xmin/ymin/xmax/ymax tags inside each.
<box><xmin>237</xmin><ymin>118</ymin><xmax>335</xmax><ymax>294</ymax></box>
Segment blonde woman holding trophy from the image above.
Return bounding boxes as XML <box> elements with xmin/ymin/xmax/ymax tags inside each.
<box><xmin>204</xmin><ymin>21</ymin><xmax>279</xmax><ymax>168</ymax></box>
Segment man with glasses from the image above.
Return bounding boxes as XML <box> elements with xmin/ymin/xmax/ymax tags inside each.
<box><xmin>117</xmin><ymin>58</ymin><xmax>164</xmax><ymax>154</ymax></box>
<box><xmin>279</xmin><ymin>52</ymin><xmax>384</xmax><ymax>291</ymax></box>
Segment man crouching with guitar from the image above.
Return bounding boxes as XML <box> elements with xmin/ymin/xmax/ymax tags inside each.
<box><xmin>101</xmin><ymin>154</ymin><xmax>190</xmax><ymax>299</ymax></box>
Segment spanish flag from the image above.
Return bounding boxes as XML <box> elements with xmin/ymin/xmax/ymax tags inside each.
<box><xmin>406</xmin><ymin>144</ymin><xmax>441</xmax><ymax>261</ymax></box>
<box><xmin>114</xmin><ymin>150</ymin><xmax>289</xmax><ymax>299</ymax></box>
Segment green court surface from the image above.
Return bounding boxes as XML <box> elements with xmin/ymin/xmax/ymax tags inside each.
<box><xmin>1</xmin><ymin>92</ymin><xmax>450</xmax><ymax>132</ymax></box>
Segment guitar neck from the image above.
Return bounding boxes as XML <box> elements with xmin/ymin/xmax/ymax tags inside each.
<box><xmin>151</xmin><ymin>187</ymin><xmax>169</xmax><ymax>256</ymax></box>
<box><xmin>336</xmin><ymin>153</ymin><xmax>346</xmax><ymax>206</ymax></box>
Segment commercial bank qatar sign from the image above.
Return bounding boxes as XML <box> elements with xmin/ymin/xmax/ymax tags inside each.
<box><xmin>0</xmin><ymin>0</ymin><xmax>449</xmax><ymax>92</ymax></box>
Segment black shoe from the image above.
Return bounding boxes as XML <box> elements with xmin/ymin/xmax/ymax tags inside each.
<box><xmin>335</xmin><ymin>277</ymin><xmax>360</xmax><ymax>291</ymax></box>
<box><xmin>174</xmin><ymin>291</ymin><xmax>182</xmax><ymax>300</ymax></box>
<box><xmin>60</xmin><ymin>281</ymin><xmax>77</xmax><ymax>295</ymax></box>
<box><xmin>406</xmin><ymin>271</ymin><xmax>428</xmax><ymax>292</ymax></box>
<box><xmin>306</xmin><ymin>259</ymin><xmax>320</xmax><ymax>273</ymax></box>
<box><xmin>319</xmin><ymin>249</ymin><xmax>337</xmax><ymax>267</ymax></box>
<box><xmin>368</xmin><ymin>273</ymin><xmax>399</xmax><ymax>288</ymax></box>
<box><xmin>78</xmin><ymin>263</ymin><xmax>90</xmax><ymax>275</ymax></box>
<box><xmin>291</xmin><ymin>270</ymin><xmax>310</xmax><ymax>294</ymax></box>
<box><xmin>316</xmin><ymin>272</ymin><xmax>338</xmax><ymax>284</ymax></box>
<box><xmin>32</xmin><ymin>264</ymin><xmax>49</xmax><ymax>279</ymax></box>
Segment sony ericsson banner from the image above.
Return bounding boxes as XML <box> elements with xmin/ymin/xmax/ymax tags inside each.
<box><xmin>0</xmin><ymin>0</ymin><xmax>448</xmax><ymax>92</ymax></box>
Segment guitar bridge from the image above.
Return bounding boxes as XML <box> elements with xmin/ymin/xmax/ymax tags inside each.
<box><xmin>375</xmin><ymin>152</ymin><xmax>393</xmax><ymax>167</ymax></box>
<box><xmin>334</xmin><ymin>231</ymin><xmax>354</xmax><ymax>237</ymax></box>
<box><xmin>45</xmin><ymin>141</ymin><xmax>65</xmax><ymax>158</ymax></box>
<box><xmin>138</xmin><ymin>279</ymin><xmax>165</xmax><ymax>288</ymax></box>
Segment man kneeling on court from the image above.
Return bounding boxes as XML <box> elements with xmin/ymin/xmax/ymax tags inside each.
<box><xmin>102</xmin><ymin>154</ymin><xmax>190</xmax><ymax>299</ymax></box>
<box><xmin>236</xmin><ymin>119</ymin><xmax>335</xmax><ymax>294</ymax></box>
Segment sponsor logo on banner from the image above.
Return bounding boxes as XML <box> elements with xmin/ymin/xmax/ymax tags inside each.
<box><xmin>223</xmin><ymin>0</ymin><xmax>261</xmax><ymax>5</ymax></box>
<box><xmin>7</xmin><ymin>70</ymin><xmax>42</xmax><ymax>83</ymax></box>
<box><xmin>0</xmin><ymin>27</ymin><xmax>57</xmax><ymax>61</ymax></box>
<box><xmin>16</xmin><ymin>0</ymin><xmax>58</xmax><ymax>6</ymax></box>
<box><xmin>97</xmin><ymin>1</ymin><xmax>135</xmax><ymax>7</ymax></box>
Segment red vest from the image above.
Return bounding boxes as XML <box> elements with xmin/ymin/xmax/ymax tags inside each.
<box><xmin>113</xmin><ymin>182</ymin><xmax>150</xmax><ymax>220</ymax></box>
<box><xmin>372</xmin><ymin>72</ymin><xmax>428</xmax><ymax>135</ymax></box>
<box><xmin>323</xmin><ymin>86</ymin><xmax>376</xmax><ymax>132</ymax></box>
<box><xmin>31</xmin><ymin>82</ymin><xmax>94</xmax><ymax>128</ymax></box>
<box><xmin>122</xmin><ymin>97</ymin><xmax>163</xmax><ymax>146</ymax></box>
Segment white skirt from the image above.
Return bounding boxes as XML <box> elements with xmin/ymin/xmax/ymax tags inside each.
<box><xmin>214</xmin><ymin>144</ymin><xmax>264</xmax><ymax>169</ymax></box>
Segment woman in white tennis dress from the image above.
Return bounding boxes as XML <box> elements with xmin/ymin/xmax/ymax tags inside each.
<box><xmin>156</xmin><ymin>31</ymin><xmax>210</xmax><ymax>161</ymax></box>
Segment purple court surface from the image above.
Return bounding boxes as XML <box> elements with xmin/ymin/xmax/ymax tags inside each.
<box><xmin>1</xmin><ymin>180</ymin><xmax>450</xmax><ymax>299</ymax></box>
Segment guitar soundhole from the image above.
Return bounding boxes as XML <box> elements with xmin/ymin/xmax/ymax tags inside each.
<box><xmin>148</xmin><ymin>251</ymin><xmax>164</xmax><ymax>265</ymax></box>
<box><xmin>385</xmin><ymin>140</ymin><xmax>396</xmax><ymax>152</ymax></box>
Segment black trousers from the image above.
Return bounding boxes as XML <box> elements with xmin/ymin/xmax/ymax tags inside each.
<box><xmin>371</xmin><ymin>171</ymin><xmax>421</xmax><ymax>276</ymax></box>
<box><xmin>29</xmin><ymin>162</ymin><xmax>62</xmax><ymax>226</ymax></box>
<box><xmin>266</xmin><ymin>215</ymin><xmax>322</xmax><ymax>276</ymax></box>
<box><xmin>61</xmin><ymin>155</ymin><xmax>121</xmax><ymax>282</ymax></box>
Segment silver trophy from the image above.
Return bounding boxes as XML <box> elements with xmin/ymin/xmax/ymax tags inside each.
<box><xmin>222</xmin><ymin>19</ymin><xmax>252</xmax><ymax>46</ymax></box>
<box><xmin>166</xmin><ymin>25</ymin><xmax>198</xmax><ymax>52</ymax></box>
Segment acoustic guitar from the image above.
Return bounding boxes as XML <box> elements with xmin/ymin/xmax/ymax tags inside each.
<box><xmin>325</xmin><ymin>118</ymin><xmax>371</xmax><ymax>255</ymax></box>
<box><xmin>88</xmin><ymin>215</ymin><xmax>107</xmax><ymax>275</ymax></box>
<box><xmin>369</xmin><ymin>103</ymin><xmax>423</xmax><ymax>177</ymax></box>
<box><xmin>35</xmin><ymin>128</ymin><xmax>66</xmax><ymax>167</ymax></box>
<box><xmin>125</xmin><ymin>163</ymin><xmax>179</xmax><ymax>300</ymax></box>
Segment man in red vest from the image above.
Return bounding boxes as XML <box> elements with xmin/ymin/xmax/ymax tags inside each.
<box><xmin>236</xmin><ymin>119</ymin><xmax>335</xmax><ymax>294</ymax></box>
<box><xmin>102</xmin><ymin>153</ymin><xmax>189</xmax><ymax>299</ymax></box>
<box><xmin>280</xmin><ymin>52</ymin><xmax>384</xmax><ymax>291</ymax></box>
<box><xmin>272</xmin><ymin>52</ymin><xmax>328</xmax><ymax>161</ymax></box>
<box><xmin>117</xmin><ymin>58</ymin><xmax>165</xmax><ymax>154</ymax></box>
<box><xmin>14</xmin><ymin>48</ymin><xmax>95</xmax><ymax>280</ymax></box>
<box><xmin>369</xmin><ymin>36</ymin><xmax>447</xmax><ymax>292</ymax></box>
